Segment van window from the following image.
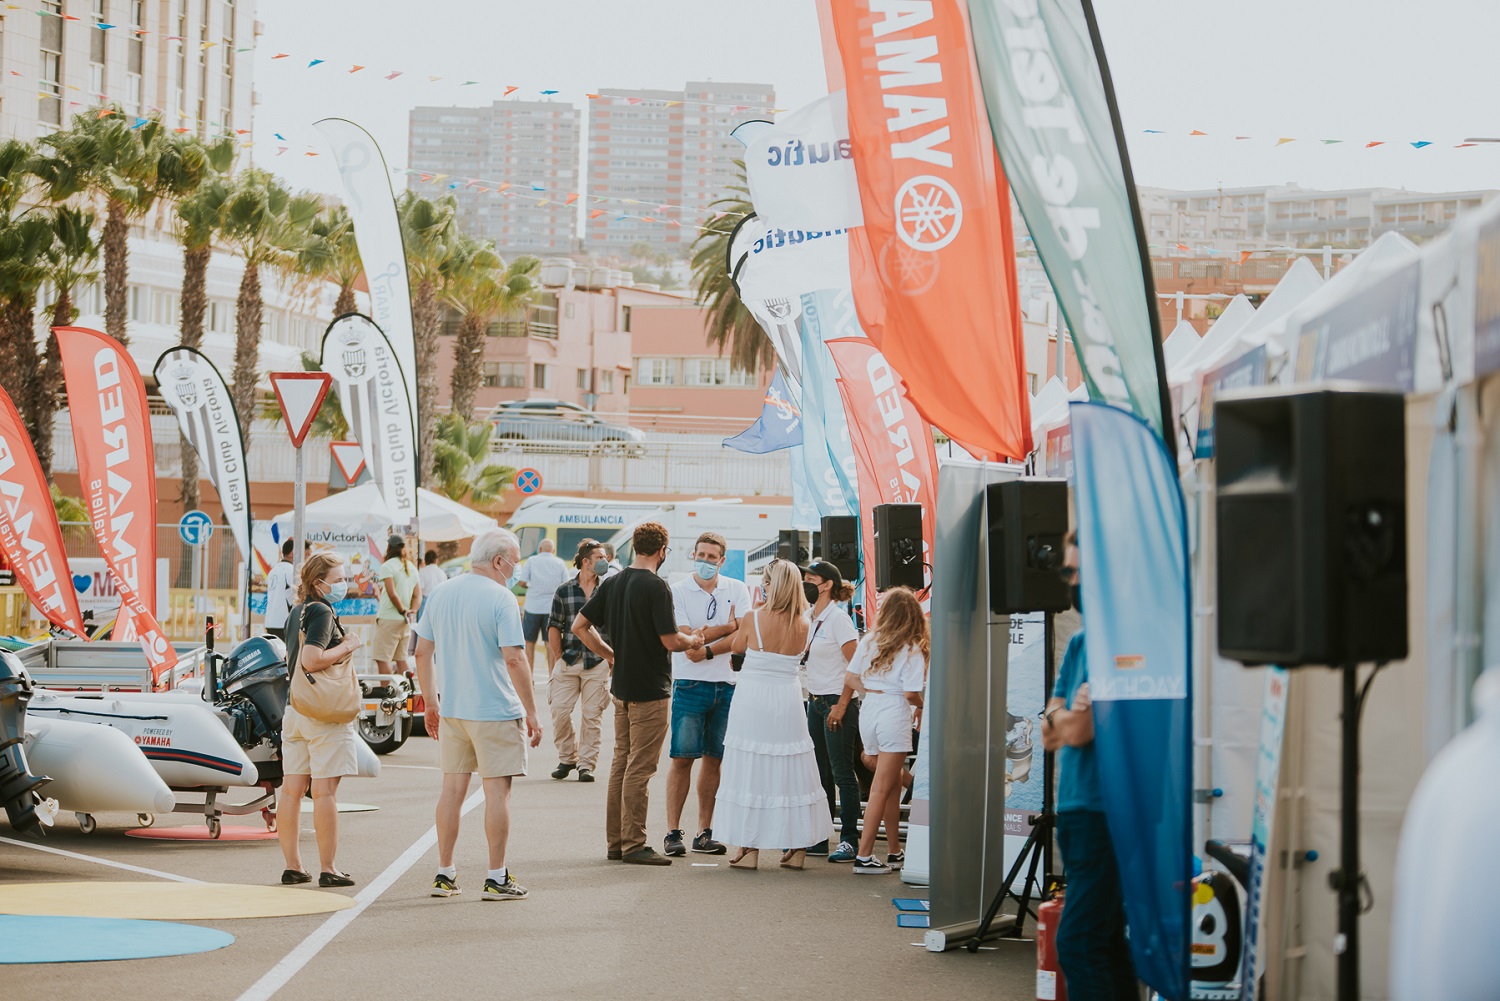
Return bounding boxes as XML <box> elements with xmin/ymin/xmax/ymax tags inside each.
<box><xmin>557</xmin><ymin>527</ymin><xmax>603</xmax><ymax>561</ymax></box>
<box><xmin>515</xmin><ymin>526</ymin><xmax>544</xmax><ymax>558</ymax></box>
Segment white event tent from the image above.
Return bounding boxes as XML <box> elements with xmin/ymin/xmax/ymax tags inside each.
<box><xmin>271</xmin><ymin>483</ymin><xmax>499</xmax><ymax>543</ymax></box>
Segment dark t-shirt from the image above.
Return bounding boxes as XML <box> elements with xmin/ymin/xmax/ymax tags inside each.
<box><xmin>578</xmin><ymin>567</ymin><xmax>677</xmax><ymax>702</ymax></box>
<box><xmin>285</xmin><ymin>600</ymin><xmax>342</xmax><ymax>674</ymax></box>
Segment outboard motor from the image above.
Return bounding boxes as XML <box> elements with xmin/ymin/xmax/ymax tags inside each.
<box><xmin>218</xmin><ymin>636</ymin><xmax>289</xmax><ymax>750</ymax></box>
<box><xmin>0</xmin><ymin>651</ymin><xmax>50</xmax><ymax>836</ymax></box>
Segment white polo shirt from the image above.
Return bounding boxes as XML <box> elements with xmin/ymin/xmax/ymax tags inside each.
<box><xmin>802</xmin><ymin>603</ymin><xmax>860</xmax><ymax>696</ymax></box>
<box><xmin>848</xmin><ymin>635</ymin><xmax>927</xmax><ymax>694</ymax></box>
<box><xmin>670</xmin><ymin>574</ymin><xmax>752</xmax><ymax>683</ymax></box>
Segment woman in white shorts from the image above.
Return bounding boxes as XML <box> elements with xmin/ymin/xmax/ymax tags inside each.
<box><xmin>845</xmin><ymin>587</ymin><xmax>928</xmax><ymax>875</ymax></box>
<box><xmin>277</xmin><ymin>552</ymin><xmax>364</xmax><ymax>888</ymax></box>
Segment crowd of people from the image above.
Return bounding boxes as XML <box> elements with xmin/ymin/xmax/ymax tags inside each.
<box><xmin>273</xmin><ymin>519</ymin><xmax>931</xmax><ymax>897</ymax></box>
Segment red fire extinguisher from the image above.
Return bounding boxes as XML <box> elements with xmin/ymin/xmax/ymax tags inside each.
<box><xmin>1036</xmin><ymin>894</ymin><xmax>1068</xmax><ymax>1001</ymax></box>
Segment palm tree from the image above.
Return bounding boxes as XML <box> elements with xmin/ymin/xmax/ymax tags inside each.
<box><xmin>0</xmin><ymin>139</ymin><xmax>45</xmax><ymax>453</ymax></box>
<box><xmin>431</xmin><ymin>414</ymin><xmax>513</xmax><ymax>507</ymax></box>
<box><xmin>298</xmin><ymin>204</ymin><xmax>362</xmax><ymax>316</ymax></box>
<box><xmin>219</xmin><ymin>168</ymin><xmax>321</xmax><ymax>441</ymax></box>
<box><xmin>688</xmin><ymin>162</ymin><xmax>773</xmax><ymax>373</ymax></box>
<box><xmin>170</xmin><ymin>137</ymin><xmax>235</xmax><ymax>513</ymax></box>
<box><xmin>445</xmin><ymin>242</ymin><xmax>539</xmax><ymax>422</ymax></box>
<box><xmin>32</xmin><ymin>205</ymin><xmax>101</xmax><ymax>475</ymax></box>
<box><xmin>37</xmin><ymin>110</ymin><xmax>208</xmax><ymax>347</ymax></box>
<box><xmin>399</xmin><ymin>192</ymin><xmax>457</xmax><ymax>485</ymax></box>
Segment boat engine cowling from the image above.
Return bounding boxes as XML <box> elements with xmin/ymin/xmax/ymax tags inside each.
<box><xmin>219</xmin><ymin>636</ymin><xmax>288</xmax><ymax>749</ymax></box>
<box><xmin>0</xmin><ymin>651</ymin><xmax>49</xmax><ymax>835</ymax></box>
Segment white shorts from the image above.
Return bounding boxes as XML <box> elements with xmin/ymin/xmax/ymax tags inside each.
<box><xmin>859</xmin><ymin>692</ymin><xmax>914</xmax><ymax>755</ymax></box>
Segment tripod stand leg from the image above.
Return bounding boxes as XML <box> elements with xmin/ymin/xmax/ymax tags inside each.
<box><xmin>965</xmin><ymin>815</ymin><xmax>1051</xmax><ymax>952</ymax></box>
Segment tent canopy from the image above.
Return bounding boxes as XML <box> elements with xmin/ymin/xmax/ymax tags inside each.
<box><xmin>271</xmin><ymin>483</ymin><xmax>499</xmax><ymax>543</ymax></box>
<box><xmin>1161</xmin><ymin>319</ymin><xmax>1202</xmax><ymax>370</ymax></box>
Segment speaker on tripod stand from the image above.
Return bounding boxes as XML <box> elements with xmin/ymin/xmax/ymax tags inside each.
<box><xmin>967</xmin><ymin>478</ymin><xmax>1071</xmax><ymax>951</ymax></box>
<box><xmin>1215</xmin><ymin>386</ymin><xmax>1407</xmax><ymax>1001</ymax></box>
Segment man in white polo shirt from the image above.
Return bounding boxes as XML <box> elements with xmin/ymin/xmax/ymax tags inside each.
<box><xmin>662</xmin><ymin>532</ymin><xmax>751</xmax><ymax>857</ymax></box>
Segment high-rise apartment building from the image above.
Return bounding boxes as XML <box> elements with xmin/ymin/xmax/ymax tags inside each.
<box><xmin>585</xmin><ymin>80</ymin><xmax>774</xmax><ymax>255</ymax></box>
<box><xmin>407</xmin><ymin>100</ymin><xmax>580</xmax><ymax>256</ymax></box>
<box><xmin>0</xmin><ymin>0</ymin><xmax>254</xmax><ymax>141</ymax></box>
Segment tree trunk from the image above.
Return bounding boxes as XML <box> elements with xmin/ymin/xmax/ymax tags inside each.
<box><xmin>231</xmin><ymin>262</ymin><xmax>262</xmax><ymax>446</ymax></box>
<box><xmin>335</xmin><ymin>283</ymin><xmax>356</xmax><ymax>316</ymax></box>
<box><xmin>412</xmin><ymin>278</ymin><xmax>441</xmax><ymax>485</ymax></box>
<box><xmin>30</xmin><ymin>292</ymin><xmax>73</xmax><ymax>477</ymax></box>
<box><xmin>449</xmin><ymin>311</ymin><xmax>487</xmax><ymax>423</ymax></box>
<box><xmin>178</xmin><ymin>244</ymin><xmax>211</xmax><ymax>514</ymax></box>
<box><xmin>102</xmin><ymin>200</ymin><xmax>130</xmax><ymax>347</ymax></box>
<box><xmin>5</xmin><ymin>298</ymin><xmax>44</xmax><ymax>465</ymax></box>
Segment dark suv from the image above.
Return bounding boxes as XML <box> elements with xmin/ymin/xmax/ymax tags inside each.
<box><xmin>487</xmin><ymin>399</ymin><xmax>646</xmax><ymax>456</ymax></box>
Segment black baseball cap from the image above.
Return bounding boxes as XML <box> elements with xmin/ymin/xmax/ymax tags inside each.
<box><xmin>387</xmin><ymin>534</ymin><xmax>406</xmax><ymax>548</ymax></box>
<box><xmin>805</xmin><ymin>560</ymin><xmax>844</xmax><ymax>588</ymax></box>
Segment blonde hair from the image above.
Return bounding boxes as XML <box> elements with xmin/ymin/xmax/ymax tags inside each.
<box><xmin>760</xmin><ymin>558</ymin><xmax>808</xmax><ymax>619</ymax></box>
<box><xmin>866</xmin><ymin>587</ymin><xmax>929</xmax><ymax>677</ymax></box>
<box><xmin>298</xmin><ymin>553</ymin><xmax>346</xmax><ymax>603</ymax></box>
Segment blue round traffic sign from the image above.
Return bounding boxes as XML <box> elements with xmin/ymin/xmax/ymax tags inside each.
<box><xmin>515</xmin><ymin>468</ymin><xmax>543</xmax><ymax>495</ymax></box>
<box><xmin>178</xmin><ymin>510</ymin><xmax>214</xmax><ymax>546</ymax></box>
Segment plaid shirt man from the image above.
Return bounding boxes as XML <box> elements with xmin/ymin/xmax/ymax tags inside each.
<box><xmin>549</xmin><ymin>577</ymin><xmax>606</xmax><ymax>668</ymax></box>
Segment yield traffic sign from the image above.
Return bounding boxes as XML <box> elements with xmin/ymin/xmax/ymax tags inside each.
<box><xmin>269</xmin><ymin>372</ymin><xmax>332</xmax><ymax>448</ymax></box>
<box><xmin>329</xmin><ymin>440</ymin><xmax>367</xmax><ymax>485</ymax></box>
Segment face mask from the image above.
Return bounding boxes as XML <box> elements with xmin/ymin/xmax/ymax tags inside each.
<box><xmin>803</xmin><ymin>582</ymin><xmax>821</xmax><ymax>605</ymax></box>
<box><xmin>1070</xmin><ymin>584</ymin><xmax>1082</xmax><ymax>613</ymax></box>
<box><xmin>592</xmin><ymin>558</ymin><xmax>610</xmax><ymax>576</ymax></box>
<box><xmin>695</xmin><ymin>560</ymin><xmax>720</xmax><ymax>582</ymax></box>
<box><xmin>325</xmin><ymin>580</ymin><xmax>349</xmax><ymax>603</ymax></box>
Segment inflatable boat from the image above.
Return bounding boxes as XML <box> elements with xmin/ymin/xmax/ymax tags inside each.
<box><xmin>24</xmin><ymin>716</ymin><xmax>175</xmax><ymax>820</ymax></box>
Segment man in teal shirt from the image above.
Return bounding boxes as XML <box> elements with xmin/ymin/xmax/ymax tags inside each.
<box><xmin>1041</xmin><ymin>540</ymin><xmax>1137</xmax><ymax>1000</ymax></box>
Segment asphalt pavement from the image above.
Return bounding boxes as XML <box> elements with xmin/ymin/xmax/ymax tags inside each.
<box><xmin>0</xmin><ymin>673</ymin><xmax>1033</xmax><ymax>1000</ymax></box>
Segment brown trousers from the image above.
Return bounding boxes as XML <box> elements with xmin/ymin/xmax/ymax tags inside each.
<box><xmin>548</xmin><ymin>660</ymin><xmax>610</xmax><ymax>771</ymax></box>
<box><xmin>606</xmin><ymin>697</ymin><xmax>670</xmax><ymax>856</ymax></box>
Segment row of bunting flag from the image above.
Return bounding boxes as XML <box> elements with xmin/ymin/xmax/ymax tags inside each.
<box><xmin>1139</xmin><ymin>129</ymin><xmax>1493</xmax><ymax>149</ymax></box>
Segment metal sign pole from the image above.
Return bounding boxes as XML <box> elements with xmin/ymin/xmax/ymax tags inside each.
<box><xmin>293</xmin><ymin>443</ymin><xmax>306</xmax><ymax>583</ymax></box>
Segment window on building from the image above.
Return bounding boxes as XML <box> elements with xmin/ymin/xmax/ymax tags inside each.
<box><xmin>127</xmin><ymin>0</ymin><xmax>143</xmax><ymax>113</ymax></box>
<box><xmin>128</xmin><ymin>285</ymin><xmax>147</xmax><ymax>322</ymax></box>
<box><xmin>598</xmin><ymin>370</ymin><xmax>615</xmax><ymax>394</ymax></box>
<box><xmin>90</xmin><ymin>0</ymin><xmax>107</xmax><ymax>96</ymax></box>
<box><xmin>635</xmin><ymin>357</ymin><xmax>674</xmax><ymax>386</ymax></box>
<box><xmin>532</xmin><ymin>363</ymin><xmax>550</xmax><ymax>390</ymax></box>
<box><xmin>576</xmin><ymin>368</ymin><xmax>589</xmax><ymax>391</ymax></box>
<box><xmin>39</xmin><ymin>1</ymin><xmax>62</xmax><ymax>127</ymax></box>
<box><xmin>621</xmin><ymin>305</ymin><xmax>632</xmax><ymax>332</ymax></box>
<box><xmin>482</xmin><ymin>361</ymin><xmax>525</xmax><ymax>388</ymax></box>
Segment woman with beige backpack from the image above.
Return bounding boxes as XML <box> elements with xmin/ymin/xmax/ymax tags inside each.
<box><xmin>277</xmin><ymin>552</ymin><xmax>364</xmax><ymax>888</ymax></box>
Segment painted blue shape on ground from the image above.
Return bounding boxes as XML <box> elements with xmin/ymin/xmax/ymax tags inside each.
<box><xmin>0</xmin><ymin>914</ymin><xmax>234</xmax><ymax>964</ymax></box>
<box><xmin>892</xmin><ymin>898</ymin><xmax>931</xmax><ymax>912</ymax></box>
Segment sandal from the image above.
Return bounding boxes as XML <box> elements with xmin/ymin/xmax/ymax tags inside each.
<box><xmin>779</xmin><ymin>849</ymin><xmax>807</xmax><ymax>870</ymax></box>
<box><xmin>728</xmin><ymin>848</ymin><xmax>759</xmax><ymax>869</ymax></box>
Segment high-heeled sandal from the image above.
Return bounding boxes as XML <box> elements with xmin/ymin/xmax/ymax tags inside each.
<box><xmin>728</xmin><ymin>848</ymin><xmax>759</xmax><ymax>869</ymax></box>
<box><xmin>779</xmin><ymin>849</ymin><xmax>807</xmax><ymax>870</ymax></box>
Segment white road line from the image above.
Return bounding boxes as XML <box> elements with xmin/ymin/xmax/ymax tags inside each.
<box><xmin>235</xmin><ymin>789</ymin><xmax>483</xmax><ymax>1001</ymax></box>
<box><xmin>0</xmin><ymin>835</ymin><xmax>205</xmax><ymax>884</ymax></box>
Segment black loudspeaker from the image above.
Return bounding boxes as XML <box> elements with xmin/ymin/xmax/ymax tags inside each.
<box><xmin>872</xmin><ymin>503</ymin><xmax>924</xmax><ymax>591</ymax></box>
<box><xmin>1215</xmin><ymin>388</ymin><xmax>1407</xmax><ymax>666</ymax></box>
<box><xmin>820</xmin><ymin>515</ymin><xmax>860</xmax><ymax>580</ymax></box>
<box><xmin>777</xmin><ymin>530</ymin><xmax>810</xmax><ymax>564</ymax></box>
<box><xmin>811</xmin><ymin>531</ymin><xmax>822</xmax><ymax>563</ymax></box>
<box><xmin>987</xmin><ymin>478</ymin><xmax>1070</xmax><ymax>614</ymax></box>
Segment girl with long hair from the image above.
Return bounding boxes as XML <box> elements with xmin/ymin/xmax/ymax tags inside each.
<box><xmin>846</xmin><ymin>587</ymin><xmax>929</xmax><ymax>874</ymax></box>
<box><xmin>712</xmin><ymin>559</ymin><xmax>827</xmax><ymax>870</ymax></box>
<box><xmin>277</xmin><ymin>552</ymin><xmax>363</xmax><ymax>887</ymax></box>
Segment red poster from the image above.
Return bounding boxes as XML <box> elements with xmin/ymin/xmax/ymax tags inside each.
<box><xmin>56</xmin><ymin>327</ymin><xmax>177</xmax><ymax>683</ymax></box>
<box><xmin>829</xmin><ymin>338</ymin><xmax>939</xmax><ymax>609</ymax></box>
<box><xmin>828</xmin><ymin>0</ymin><xmax>1032</xmax><ymax>461</ymax></box>
<box><xmin>0</xmin><ymin>386</ymin><xmax>88</xmax><ymax>638</ymax></box>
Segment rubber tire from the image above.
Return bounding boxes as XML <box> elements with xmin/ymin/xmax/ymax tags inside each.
<box><xmin>359</xmin><ymin>714</ymin><xmax>412</xmax><ymax>755</ymax></box>
<box><xmin>136</xmin><ymin>813</ymin><xmax>155</xmax><ymax>828</ymax></box>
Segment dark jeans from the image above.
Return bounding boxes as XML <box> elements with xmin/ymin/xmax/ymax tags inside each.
<box><xmin>1055</xmin><ymin>809</ymin><xmax>1138</xmax><ymax>1001</ymax></box>
<box><xmin>806</xmin><ymin>695</ymin><xmax>862</xmax><ymax>845</ymax></box>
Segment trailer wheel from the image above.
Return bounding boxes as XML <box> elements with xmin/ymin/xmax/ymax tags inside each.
<box><xmin>358</xmin><ymin>714</ymin><xmax>412</xmax><ymax>755</ymax></box>
<box><xmin>208</xmin><ymin>818</ymin><xmax>222</xmax><ymax>839</ymax></box>
<box><xmin>262</xmin><ymin>807</ymin><xmax>277</xmax><ymax>832</ymax></box>
<box><xmin>136</xmin><ymin>814</ymin><xmax>154</xmax><ymax>828</ymax></box>
<box><xmin>76</xmin><ymin>813</ymin><xmax>96</xmax><ymax>835</ymax></box>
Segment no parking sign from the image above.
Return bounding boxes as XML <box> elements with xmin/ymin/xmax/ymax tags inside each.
<box><xmin>515</xmin><ymin>468</ymin><xmax>543</xmax><ymax>495</ymax></box>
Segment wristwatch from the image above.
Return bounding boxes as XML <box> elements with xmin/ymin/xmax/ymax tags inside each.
<box><xmin>704</xmin><ymin>647</ymin><xmax>715</xmax><ymax>660</ymax></box>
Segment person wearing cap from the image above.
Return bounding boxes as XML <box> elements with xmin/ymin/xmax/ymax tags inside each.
<box><xmin>801</xmin><ymin>561</ymin><xmax>862</xmax><ymax>861</ymax></box>
<box><xmin>374</xmin><ymin>534</ymin><xmax>422</xmax><ymax>679</ymax></box>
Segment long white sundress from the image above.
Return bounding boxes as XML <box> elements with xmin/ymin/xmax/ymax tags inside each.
<box><xmin>713</xmin><ymin>611</ymin><xmax>828</xmax><ymax>850</ymax></box>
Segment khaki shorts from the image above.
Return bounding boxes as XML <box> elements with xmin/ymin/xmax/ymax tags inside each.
<box><xmin>440</xmin><ymin>717</ymin><xmax>529</xmax><ymax>778</ymax></box>
<box><xmin>372</xmin><ymin>618</ymin><xmax>411</xmax><ymax>662</ymax></box>
<box><xmin>282</xmin><ymin>705</ymin><xmax>360</xmax><ymax>779</ymax></box>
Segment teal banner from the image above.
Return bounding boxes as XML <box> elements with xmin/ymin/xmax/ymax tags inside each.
<box><xmin>969</xmin><ymin>0</ymin><xmax>1170</xmax><ymax>444</ymax></box>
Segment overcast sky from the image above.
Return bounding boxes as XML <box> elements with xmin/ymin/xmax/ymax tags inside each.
<box><xmin>253</xmin><ymin>0</ymin><xmax>1499</xmax><ymax>199</ymax></box>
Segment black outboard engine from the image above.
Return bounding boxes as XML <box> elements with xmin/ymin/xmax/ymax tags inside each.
<box><xmin>218</xmin><ymin>636</ymin><xmax>289</xmax><ymax>750</ymax></box>
<box><xmin>0</xmin><ymin>650</ymin><xmax>49</xmax><ymax>836</ymax></box>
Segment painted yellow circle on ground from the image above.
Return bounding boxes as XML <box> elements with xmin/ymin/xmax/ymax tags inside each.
<box><xmin>0</xmin><ymin>882</ymin><xmax>355</xmax><ymax>920</ymax></box>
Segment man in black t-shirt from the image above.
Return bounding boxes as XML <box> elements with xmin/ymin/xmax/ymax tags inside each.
<box><xmin>574</xmin><ymin>521</ymin><xmax>703</xmax><ymax>866</ymax></box>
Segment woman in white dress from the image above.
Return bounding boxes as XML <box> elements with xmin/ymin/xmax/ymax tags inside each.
<box><xmin>714</xmin><ymin>559</ymin><xmax>827</xmax><ymax>870</ymax></box>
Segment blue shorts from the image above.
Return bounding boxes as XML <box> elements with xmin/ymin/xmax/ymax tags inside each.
<box><xmin>669</xmin><ymin>680</ymin><xmax>735</xmax><ymax>759</ymax></box>
<box><xmin>522</xmin><ymin>611</ymin><xmax>549</xmax><ymax>643</ymax></box>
